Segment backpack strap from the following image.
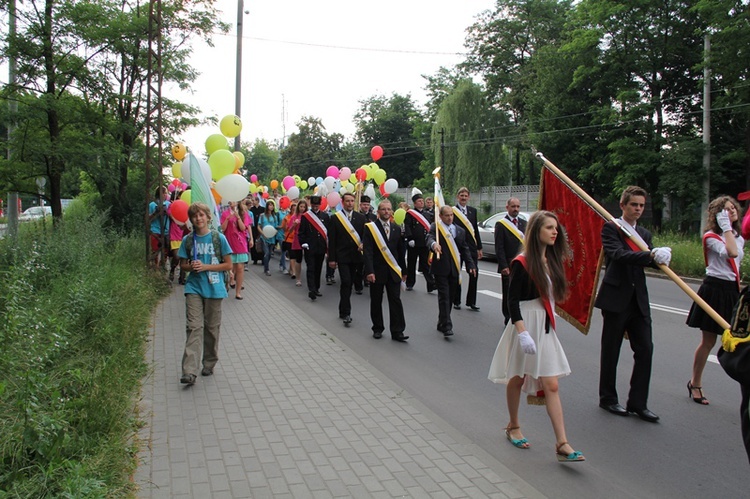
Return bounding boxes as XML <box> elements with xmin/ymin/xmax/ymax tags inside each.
<box><xmin>211</xmin><ymin>230</ymin><xmax>223</xmax><ymax>260</ymax></box>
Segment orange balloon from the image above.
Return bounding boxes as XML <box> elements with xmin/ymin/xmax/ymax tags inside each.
<box><xmin>172</xmin><ymin>143</ymin><xmax>187</xmax><ymax>161</ymax></box>
<box><xmin>211</xmin><ymin>188</ymin><xmax>222</xmax><ymax>204</ymax></box>
<box><xmin>270</xmin><ymin>179</ymin><xmax>279</xmax><ymax>190</ymax></box>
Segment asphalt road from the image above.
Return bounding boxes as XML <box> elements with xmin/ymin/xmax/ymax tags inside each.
<box><xmin>256</xmin><ymin>258</ymin><xmax>747</xmax><ymax>498</ymax></box>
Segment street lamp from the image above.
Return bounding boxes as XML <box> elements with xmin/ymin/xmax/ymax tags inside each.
<box><xmin>234</xmin><ymin>0</ymin><xmax>245</xmax><ymax>152</ymax></box>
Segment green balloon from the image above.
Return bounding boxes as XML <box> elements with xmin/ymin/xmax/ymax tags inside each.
<box><xmin>208</xmin><ymin>149</ymin><xmax>236</xmax><ymax>181</ymax></box>
<box><xmin>393</xmin><ymin>208</ymin><xmax>406</xmax><ymax>225</ymax></box>
<box><xmin>373</xmin><ymin>169</ymin><xmax>387</xmax><ymax>186</ymax></box>
<box><xmin>205</xmin><ymin>133</ymin><xmax>229</xmax><ymax>155</ymax></box>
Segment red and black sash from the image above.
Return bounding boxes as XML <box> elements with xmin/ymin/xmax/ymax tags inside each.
<box><xmin>513</xmin><ymin>254</ymin><xmax>556</xmax><ymax>332</ymax></box>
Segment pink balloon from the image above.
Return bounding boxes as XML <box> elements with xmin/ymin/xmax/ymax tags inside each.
<box><xmin>250</xmin><ymin>174</ymin><xmax>258</xmax><ymax>183</ymax></box>
<box><xmin>339</xmin><ymin>167</ymin><xmax>352</xmax><ymax>181</ymax></box>
<box><xmin>181</xmin><ymin>183</ymin><xmax>188</xmax><ymax>190</ymax></box>
<box><xmin>282</xmin><ymin>175</ymin><xmax>296</xmax><ymax>190</ymax></box>
<box><xmin>167</xmin><ymin>184</ymin><xmax>176</xmax><ymax>192</ymax></box>
<box><xmin>326</xmin><ymin>191</ymin><xmax>341</xmax><ymax>208</ymax></box>
<box><xmin>326</xmin><ymin>165</ymin><xmax>340</xmax><ymax>179</ymax></box>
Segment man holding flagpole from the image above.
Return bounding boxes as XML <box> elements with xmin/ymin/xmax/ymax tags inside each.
<box><xmin>427</xmin><ymin>205</ymin><xmax>476</xmax><ymax>338</ymax></box>
<box><xmin>452</xmin><ymin>187</ymin><xmax>482</xmax><ymax>311</ymax></box>
<box><xmin>495</xmin><ymin>197</ymin><xmax>527</xmax><ymax>324</ymax></box>
<box><xmin>328</xmin><ymin>192</ymin><xmax>366</xmax><ymax>325</ymax></box>
<box><xmin>404</xmin><ymin>192</ymin><xmax>436</xmax><ymax>292</ymax></box>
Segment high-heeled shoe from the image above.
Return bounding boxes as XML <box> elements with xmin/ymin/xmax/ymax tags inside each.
<box><xmin>687</xmin><ymin>380</ymin><xmax>709</xmax><ymax>405</ymax></box>
<box><xmin>505</xmin><ymin>426</ymin><xmax>530</xmax><ymax>449</ymax></box>
<box><xmin>556</xmin><ymin>442</ymin><xmax>585</xmax><ymax>462</ymax></box>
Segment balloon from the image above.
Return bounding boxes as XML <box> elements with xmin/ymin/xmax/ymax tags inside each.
<box><xmin>250</xmin><ymin>174</ymin><xmax>258</xmax><ymax>183</ymax></box>
<box><xmin>181</xmin><ymin>183</ymin><xmax>188</xmax><ymax>191</ymax></box>
<box><xmin>369</xmin><ymin>162</ymin><xmax>380</xmax><ymax>171</ymax></box>
<box><xmin>211</xmin><ymin>188</ymin><xmax>222</xmax><ymax>204</ymax></box>
<box><xmin>208</xmin><ymin>149</ymin><xmax>236</xmax><ymax>180</ymax></box>
<box><xmin>270</xmin><ymin>179</ymin><xmax>279</xmax><ymax>190</ymax></box>
<box><xmin>286</xmin><ymin>186</ymin><xmax>300</xmax><ymax>199</ymax></box>
<box><xmin>364</xmin><ymin>184</ymin><xmax>376</xmax><ymax>199</ymax></box>
<box><xmin>308</xmin><ymin>176</ymin><xmax>316</xmax><ymax>187</ymax></box>
<box><xmin>205</xmin><ymin>134</ymin><xmax>229</xmax><ymax>155</ymax></box>
<box><xmin>317</xmin><ymin>183</ymin><xmax>328</xmax><ymax>197</ymax></box>
<box><xmin>262</xmin><ymin>225</ymin><xmax>277</xmax><ymax>239</ymax></box>
<box><xmin>282</xmin><ymin>175</ymin><xmax>296</xmax><ymax>190</ymax></box>
<box><xmin>167</xmin><ymin>184</ymin><xmax>176</xmax><ymax>192</ymax></box>
<box><xmin>293</xmin><ymin>175</ymin><xmax>301</xmax><ymax>182</ymax></box>
<box><xmin>233</xmin><ymin>151</ymin><xmax>245</xmax><ymax>169</ymax></box>
<box><xmin>393</xmin><ymin>208</ymin><xmax>406</xmax><ymax>225</ymax></box>
<box><xmin>262</xmin><ymin>191</ymin><xmax>269</xmax><ymax>199</ymax></box>
<box><xmin>339</xmin><ymin>167</ymin><xmax>352</xmax><ymax>181</ymax></box>
<box><xmin>370</xmin><ymin>145</ymin><xmax>383</xmax><ymax>161</ymax></box>
<box><xmin>172</xmin><ymin>143</ymin><xmax>187</xmax><ymax>161</ymax></box>
<box><xmin>384</xmin><ymin>178</ymin><xmax>399</xmax><ymax>194</ymax></box>
<box><xmin>278</xmin><ymin>196</ymin><xmax>291</xmax><ymax>210</ymax></box>
<box><xmin>319</xmin><ymin>197</ymin><xmax>328</xmax><ymax>211</ymax></box>
<box><xmin>215</xmin><ymin>174</ymin><xmax>250</xmax><ymax>202</ymax></box>
<box><xmin>180</xmin><ymin>190</ymin><xmax>192</xmax><ymax>204</ymax></box>
<box><xmin>373</xmin><ymin>169</ymin><xmax>387</xmax><ymax>185</ymax></box>
<box><xmin>220</xmin><ymin>114</ymin><xmax>242</xmax><ymax>138</ymax></box>
<box><xmin>171</xmin><ymin>178</ymin><xmax>181</xmax><ymax>186</ymax></box>
<box><xmin>170</xmin><ymin>200</ymin><xmax>189</xmax><ymax>223</ymax></box>
<box><xmin>366</xmin><ymin>166</ymin><xmax>375</xmax><ymax>181</ymax></box>
<box><xmin>249</xmin><ymin>184</ymin><xmax>258</xmax><ymax>194</ymax></box>
<box><xmin>324</xmin><ymin>176</ymin><xmax>335</xmax><ymax>190</ymax></box>
<box><xmin>327</xmin><ymin>192</ymin><xmax>341</xmax><ymax>208</ymax></box>
<box><xmin>172</xmin><ymin>161</ymin><xmax>182</xmax><ymax>179</ymax></box>
<box><xmin>315</xmin><ymin>176</ymin><xmax>323</xmax><ymax>186</ymax></box>
<box><xmin>355</xmin><ymin>167</ymin><xmax>367</xmax><ymax>182</ymax></box>
<box><xmin>299</xmin><ymin>180</ymin><xmax>308</xmax><ymax>190</ymax></box>
<box><xmin>379</xmin><ymin>183</ymin><xmax>388</xmax><ymax>197</ymax></box>
<box><xmin>326</xmin><ymin>165</ymin><xmax>340</xmax><ymax>178</ymax></box>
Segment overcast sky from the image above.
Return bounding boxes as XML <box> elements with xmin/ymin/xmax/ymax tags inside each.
<box><xmin>176</xmin><ymin>0</ymin><xmax>495</xmax><ymax>155</ymax></box>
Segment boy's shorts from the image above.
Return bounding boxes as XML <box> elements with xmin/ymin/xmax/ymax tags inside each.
<box><xmin>150</xmin><ymin>233</ymin><xmax>163</xmax><ymax>252</ymax></box>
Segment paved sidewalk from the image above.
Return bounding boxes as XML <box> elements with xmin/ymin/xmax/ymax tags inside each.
<box><xmin>135</xmin><ymin>272</ymin><xmax>544</xmax><ymax>498</ymax></box>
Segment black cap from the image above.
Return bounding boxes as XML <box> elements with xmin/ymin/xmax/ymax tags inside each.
<box><xmin>412</xmin><ymin>193</ymin><xmax>423</xmax><ymax>202</ymax></box>
<box><xmin>360</xmin><ymin>195</ymin><xmax>371</xmax><ymax>203</ymax></box>
<box><xmin>310</xmin><ymin>195</ymin><xmax>321</xmax><ymax>205</ymax></box>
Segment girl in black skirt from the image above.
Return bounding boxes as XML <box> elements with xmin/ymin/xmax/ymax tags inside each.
<box><xmin>687</xmin><ymin>195</ymin><xmax>743</xmax><ymax>405</ymax></box>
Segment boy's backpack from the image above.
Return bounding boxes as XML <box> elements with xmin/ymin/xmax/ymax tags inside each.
<box><xmin>183</xmin><ymin>230</ymin><xmax>231</xmax><ymax>292</ymax></box>
<box><xmin>718</xmin><ymin>285</ymin><xmax>750</xmax><ymax>386</ymax></box>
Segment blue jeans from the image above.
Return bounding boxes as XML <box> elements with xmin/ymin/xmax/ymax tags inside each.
<box><xmin>262</xmin><ymin>241</ymin><xmax>274</xmax><ymax>272</ymax></box>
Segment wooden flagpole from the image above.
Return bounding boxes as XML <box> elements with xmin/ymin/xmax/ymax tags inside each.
<box><xmin>536</xmin><ymin>152</ymin><xmax>730</xmax><ymax>331</ymax></box>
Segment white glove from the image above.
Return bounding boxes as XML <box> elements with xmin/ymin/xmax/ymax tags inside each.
<box><xmin>301</xmin><ymin>243</ymin><xmax>309</xmax><ymax>250</ymax></box>
<box><xmin>408</xmin><ymin>240</ymin><xmax>415</xmax><ymax>248</ymax></box>
<box><xmin>717</xmin><ymin>209</ymin><xmax>732</xmax><ymax>233</ymax></box>
<box><xmin>651</xmin><ymin>247</ymin><xmax>671</xmax><ymax>266</ymax></box>
<box><xmin>517</xmin><ymin>331</ymin><xmax>537</xmax><ymax>355</ymax></box>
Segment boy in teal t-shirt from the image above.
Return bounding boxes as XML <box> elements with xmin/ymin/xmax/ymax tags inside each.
<box><xmin>177</xmin><ymin>203</ymin><xmax>233</xmax><ymax>385</ymax></box>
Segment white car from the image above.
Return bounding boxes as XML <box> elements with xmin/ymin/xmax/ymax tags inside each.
<box><xmin>19</xmin><ymin>206</ymin><xmax>52</xmax><ymax>222</ymax></box>
<box><xmin>477</xmin><ymin>211</ymin><xmax>531</xmax><ymax>259</ymax></box>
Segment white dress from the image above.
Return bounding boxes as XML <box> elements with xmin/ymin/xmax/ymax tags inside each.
<box><xmin>488</xmin><ymin>297</ymin><xmax>570</xmax><ymax>391</ymax></box>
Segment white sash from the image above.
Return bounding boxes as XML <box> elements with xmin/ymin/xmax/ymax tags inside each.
<box><xmin>616</xmin><ymin>217</ymin><xmax>647</xmax><ymax>249</ymax></box>
<box><xmin>499</xmin><ymin>218</ymin><xmax>524</xmax><ymax>243</ymax></box>
<box><xmin>304</xmin><ymin>211</ymin><xmax>328</xmax><ymax>241</ymax></box>
<box><xmin>335</xmin><ymin>211</ymin><xmax>362</xmax><ymax>247</ymax></box>
<box><xmin>407</xmin><ymin>209</ymin><xmax>430</xmax><ymax>231</ymax></box>
<box><xmin>452</xmin><ymin>206</ymin><xmax>476</xmax><ymax>244</ymax></box>
<box><xmin>366</xmin><ymin>222</ymin><xmax>402</xmax><ymax>277</ymax></box>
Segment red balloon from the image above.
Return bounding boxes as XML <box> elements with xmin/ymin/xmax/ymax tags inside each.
<box><xmin>170</xmin><ymin>200</ymin><xmax>189</xmax><ymax>223</ymax></box>
<box><xmin>355</xmin><ymin>167</ymin><xmax>367</xmax><ymax>182</ymax></box>
<box><xmin>319</xmin><ymin>197</ymin><xmax>328</xmax><ymax>211</ymax></box>
<box><xmin>171</xmin><ymin>178</ymin><xmax>181</xmax><ymax>186</ymax></box>
<box><xmin>279</xmin><ymin>196</ymin><xmax>291</xmax><ymax>210</ymax></box>
<box><xmin>371</xmin><ymin>145</ymin><xmax>383</xmax><ymax>162</ymax></box>
<box><xmin>379</xmin><ymin>183</ymin><xmax>388</xmax><ymax>197</ymax></box>
<box><xmin>262</xmin><ymin>191</ymin><xmax>269</xmax><ymax>199</ymax></box>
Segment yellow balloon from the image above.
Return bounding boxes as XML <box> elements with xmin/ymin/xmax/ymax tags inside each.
<box><xmin>233</xmin><ymin>151</ymin><xmax>245</xmax><ymax>168</ymax></box>
<box><xmin>340</xmin><ymin>179</ymin><xmax>350</xmax><ymax>190</ymax></box>
<box><xmin>220</xmin><ymin>115</ymin><xmax>243</xmax><ymax>138</ymax></box>
<box><xmin>205</xmin><ymin>134</ymin><xmax>229</xmax><ymax>155</ymax></box>
<box><xmin>172</xmin><ymin>143</ymin><xmax>187</xmax><ymax>160</ymax></box>
<box><xmin>249</xmin><ymin>184</ymin><xmax>258</xmax><ymax>194</ymax></box>
<box><xmin>180</xmin><ymin>190</ymin><xmax>192</xmax><ymax>204</ymax></box>
<box><xmin>373</xmin><ymin>169</ymin><xmax>387</xmax><ymax>185</ymax></box>
<box><xmin>299</xmin><ymin>180</ymin><xmax>308</xmax><ymax>190</ymax></box>
<box><xmin>366</xmin><ymin>165</ymin><xmax>375</xmax><ymax>181</ymax></box>
<box><xmin>369</xmin><ymin>162</ymin><xmax>379</xmax><ymax>171</ymax></box>
<box><xmin>208</xmin><ymin>149</ymin><xmax>236</xmax><ymax>180</ymax></box>
<box><xmin>393</xmin><ymin>208</ymin><xmax>406</xmax><ymax>225</ymax></box>
<box><xmin>172</xmin><ymin>161</ymin><xmax>182</xmax><ymax>179</ymax></box>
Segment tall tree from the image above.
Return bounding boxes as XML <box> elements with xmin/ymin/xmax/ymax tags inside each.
<box><xmin>246</xmin><ymin>139</ymin><xmax>279</xmax><ymax>183</ymax></box>
<box><xmin>279</xmin><ymin>116</ymin><xmax>343</xmax><ymax>181</ymax></box>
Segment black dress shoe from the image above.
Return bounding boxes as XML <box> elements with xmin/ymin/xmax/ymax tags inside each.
<box><xmin>392</xmin><ymin>335</ymin><xmax>409</xmax><ymax>342</ymax></box>
<box><xmin>308</xmin><ymin>291</ymin><xmax>317</xmax><ymax>300</ymax></box>
<box><xmin>443</xmin><ymin>330</ymin><xmax>454</xmax><ymax>337</ymax></box>
<box><xmin>627</xmin><ymin>407</ymin><xmax>660</xmax><ymax>423</ymax></box>
<box><xmin>343</xmin><ymin>316</ymin><xmax>353</xmax><ymax>324</ymax></box>
<box><xmin>354</xmin><ymin>289</ymin><xmax>363</xmax><ymax>295</ymax></box>
<box><xmin>599</xmin><ymin>402</ymin><xmax>628</xmax><ymax>416</ymax></box>
<box><xmin>373</xmin><ymin>331</ymin><xmax>383</xmax><ymax>339</ymax></box>
<box><xmin>315</xmin><ymin>291</ymin><xmax>323</xmax><ymax>297</ymax></box>
<box><xmin>453</xmin><ymin>304</ymin><xmax>461</xmax><ymax>310</ymax></box>
<box><xmin>469</xmin><ymin>305</ymin><xmax>480</xmax><ymax>311</ymax></box>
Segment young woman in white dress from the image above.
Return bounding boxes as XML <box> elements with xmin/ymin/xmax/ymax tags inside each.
<box><xmin>488</xmin><ymin>210</ymin><xmax>584</xmax><ymax>462</ymax></box>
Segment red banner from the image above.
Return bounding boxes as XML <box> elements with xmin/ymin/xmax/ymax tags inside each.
<box><xmin>539</xmin><ymin>167</ymin><xmax>604</xmax><ymax>334</ymax></box>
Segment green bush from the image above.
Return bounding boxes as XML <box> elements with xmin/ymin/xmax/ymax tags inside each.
<box><xmin>653</xmin><ymin>230</ymin><xmax>750</xmax><ymax>281</ymax></box>
<box><xmin>0</xmin><ymin>206</ymin><xmax>170</xmax><ymax>497</ymax></box>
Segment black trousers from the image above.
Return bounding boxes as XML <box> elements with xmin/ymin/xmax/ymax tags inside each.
<box><xmin>599</xmin><ymin>298</ymin><xmax>653</xmax><ymax>410</ymax></box>
<box><xmin>353</xmin><ymin>263</ymin><xmax>364</xmax><ymax>292</ymax></box>
<box><xmin>305</xmin><ymin>251</ymin><xmax>325</xmax><ymax>292</ymax></box>
<box><xmin>406</xmin><ymin>246</ymin><xmax>434</xmax><ymax>290</ymax></box>
<box><xmin>741</xmin><ymin>383</ymin><xmax>750</xmax><ymax>465</ymax></box>
<box><xmin>337</xmin><ymin>262</ymin><xmax>356</xmax><ymax>317</ymax></box>
<box><xmin>501</xmin><ymin>274</ymin><xmax>511</xmax><ymax>324</ymax></box>
<box><xmin>369</xmin><ymin>279</ymin><xmax>405</xmax><ymax>336</ymax></box>
<box><xmin>434</xmin><ymin>274</ymin><xmax>458</xmax><ymax>332</ymax></box>
<box><xmin>455</xmin><ymin>255</ymin><xmax>479</xmax><ymax>307</ymax></box>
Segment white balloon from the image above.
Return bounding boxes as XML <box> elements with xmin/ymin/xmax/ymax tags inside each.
<box><xmin>324</xmin><ymin>176</ymin><xmax>336</xmax><ymax>190</ymax></box>
<box><xmin>286</xmin><ymin>186</ymin><xmax>300</xmax><ymax>200</ymax></box>
<box><xmin>215</xmin><ymin>174</ymin><xmax>250</xmax><ymax>202</ymax></box>
<box><xmin>308</xmin><ymin>176</ymin><xmax>316</xmax><ymax>187</ymax></box>
<box><xmin>384</xmin><ymin>178</ymin><xmax>399</xmax><ymax>194</ymax></box>
<box><xmin>347</xmin><ymin>182</ymin><xmax>355</xmax><ymax>193</ymax></box>
<box><xmin>339</xmin><ymin>186</ymin><xmax>347</xmax><ymax>195</ymax></box>
<box><xmin>262</xmin><ymin>225</ymin><xmax>278</xmax><ymax>239</ymax></box>
<box><xmin>364</xmin><ymin>184</ymin><xmax>377</xmax><ymax>199</ymax></box>
<box><xmin>317</xmin><ymin>183</ymin><xmax>329</xmax><ymax>197</ymax></box>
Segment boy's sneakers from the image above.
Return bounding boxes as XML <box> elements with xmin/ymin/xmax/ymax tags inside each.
<box><xmin>180</xmin><ymin>374</ymin><xmax>196</xmax><ymax>385</ymax></box>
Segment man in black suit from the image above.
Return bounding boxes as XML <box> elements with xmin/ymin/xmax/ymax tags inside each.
<box><xmin>298</xmin><ymin>195</ymin><xmax>330</xmax><ymax>301</ymax></box>
<box><xmin>353</xmin><ymin>195</ymin><xmax>377</xmax><ymax>294</ymax></box>
<box><xmin>363</xmin><ymin>199</ymin><xmax>408</xmax><ymax>342</ymax></box>
<box><xmin>594</xmin><ymin>186</ymin><xmax>671</xmax><ymax>423</ymax></box>
<box><xmin>328</xmin><ymin>192</ymin><xmax>366</xmax><ymax>325</ymax></box>
<box><xmin>452</xmin><ymin>187</ymin><xmax>482</xmax><ymax>311</ymax></box>
<box><xmin>404</xmin><ymin>193</ymin><xmax>435</xmax><ymax>292</ymax></box>
<box><xmin>494</xmin><ymin>197</ymin><xmax>527</xmax><ymax>324</ymax></box>
<box><xmin>426</xmin><ymin>205</ymin><xmax>476</xmax><ymax>337</ymax></box>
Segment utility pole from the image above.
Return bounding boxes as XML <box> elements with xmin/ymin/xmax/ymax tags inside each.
<box><xmin>700</xmin><ymin>34</ymin><xmax>711</xmax><ymax>234</ymax></box>
<box><xmin>281</xmin><ymin>94</ymin><xmax>287</xmax><ymax>148</ymax></box>
<box><xmin>234</xmin><ymin>0</ymin><xmax>244</xmax><ymax>152</ymax></box>
<box><xmin>439</xmin><ymin>128</ymin><xmax>445</xmax><ymax>169</ymax></box>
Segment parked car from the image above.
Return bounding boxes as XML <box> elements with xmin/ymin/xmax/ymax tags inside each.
<box><xmin>477</xmin><ymin>211</ymin><xmax>531</xmax><ymax>259</ymax></box>
<box><xmin>19</xmin><ymin>206</ymin><xmax>52</xmax><ymax>222</ymax></box>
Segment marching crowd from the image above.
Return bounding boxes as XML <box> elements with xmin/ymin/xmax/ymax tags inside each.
<box><xmin>148</xmin><ymin>183</ymin><xmax>750</xmax><ymax>465</ymax></box>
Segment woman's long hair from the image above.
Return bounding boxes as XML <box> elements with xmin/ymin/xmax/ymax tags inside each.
<box><xmin>264</xmin><ymin>200</ymin><xmax>276</xmax><ymax>217</ymax></box>
<box><xmin>523</xmin><ymin>211</ymin><xmax>569</xmax><ymax>302</ymax></box>
<box><xmin>296</xmin><ymin>200</ymin><xmax>308</xmax><ymax>215</ymax></box>
<box><xmin>705</xmin><ymin>195</ymin><xmax>740</xmax><ymax>235</ymax></box>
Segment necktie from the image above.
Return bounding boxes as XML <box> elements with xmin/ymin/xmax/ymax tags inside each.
<box><xmin>449</xmin><ymin>225</ymin><xmax>455</xmax><ymax>238</ymax></box>
<box><xmin>347</xmin><ymin>211</ymin><xmax>351</xmax><ymax>221</ymax></box>
<box><xmin>512</xmin><ymin>218</ymin><xmax>518</xmax><ymax>226</ymax></box>
<box><xmin>384</xmin><ymin>223</ymin><xmax>390</xmax><ymax>238</ymax></box>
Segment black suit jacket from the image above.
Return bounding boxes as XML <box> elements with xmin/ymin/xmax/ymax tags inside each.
<box><xmin>363</xmin><ymin>220</ymin><xmax>406</xmax><ymax>283</ymax></box>
<box><xmin>453</xmin><ymin>205</ymin><xmax>482</xmax><ymax>255</ymax></box>
<box><xmin>594</xmin><ymin>221</ymin><xmax>654</xmax><ymax>316</ymax></box>
<box><xmin>327</xmin><ymin>211</ymin><xmax>365</xmax><ymax>264</ymax></box>
<box><xmin>495</xmin><ymin>215</ymin><xmax>527</xmax><ymax>272</ymax></box>
<box><xmin>426</xmin><ymin>223</ymin><xmax>475</xmax><ymax>277</ymax></box>
<box><xmin>404</xmin><ymin>209</ymin><xmax>433</xmax><ymax>248</ymax></box>
<box><xmin>297</xmin><ymin>209</ymin><xmax>330</xmax><ymax>255</ymax></box>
